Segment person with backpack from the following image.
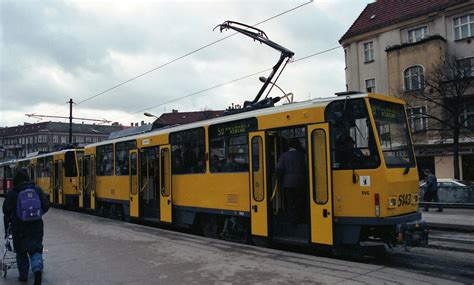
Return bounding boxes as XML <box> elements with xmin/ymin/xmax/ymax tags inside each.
<box><xmin>2</xmin><ymin>168</ymin><xmax>50</xmax><ymax>284</ymax></box>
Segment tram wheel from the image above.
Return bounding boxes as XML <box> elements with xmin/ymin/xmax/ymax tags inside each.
<box><xmin>201</xmin><ymin>215</ymin><xmax>219</xmax><ymax>239</ymax></box>
<box><xmin>251</xmin><ymin>236</ymin><xmax>269</xmax><ymax>248</ymax></box>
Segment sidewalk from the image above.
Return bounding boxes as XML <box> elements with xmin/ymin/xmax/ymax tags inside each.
<box><xmin>421</xmin><ymin>208</ymin><xmax>474</xmax><ymax>231</ymax></box>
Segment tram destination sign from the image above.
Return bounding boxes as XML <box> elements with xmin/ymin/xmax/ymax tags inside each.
<box><xmin>209</xmin><ymin>118</ymin><xmax>257</xmax><ymax>138</ymax></box>
<box><xmin>371</xmin><ymin>103</ymin><xmax>404</xmax><ymax>123</ymax></box>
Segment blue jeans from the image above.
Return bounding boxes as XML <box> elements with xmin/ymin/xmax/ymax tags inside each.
<box><xmin>16</xmin><ymin>251</ymin><xmax>43</xmax><ymax>279</ymax></box>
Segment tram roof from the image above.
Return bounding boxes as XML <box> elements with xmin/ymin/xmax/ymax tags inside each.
<box><xmin>15</xmin><ymin>149</ymin><xmax>83</xmax><ymax>163</ymax></box>
<box><xmin>86</xmin><ymin>93</ymin><xmax>384</xmax><ymax>148</ymax></box>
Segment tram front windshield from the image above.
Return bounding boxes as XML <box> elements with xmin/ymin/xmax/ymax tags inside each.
<box><xmin>370</xmin><ymin>99</ymin><xmax>415</xmax><ymax>168</ymax></box>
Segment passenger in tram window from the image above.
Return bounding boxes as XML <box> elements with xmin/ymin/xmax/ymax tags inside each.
<box><xmin>222</xmin><ymin>153</ymin><xmax>241</xmax><ymax>172</ymax></box>
<box><xmin>276</xmin><ymin>138</ymin><xmax>307</xmax><ymax>225</ymax></box>
<box><xmin>211</xmin><ymin>155</ymin><xmax>222</xmax><ymax>172</ymax></box>
<box><xmin>183</xmin><ymin>144</ymin><xmax>197</xmax><ymax>173</ymax></box>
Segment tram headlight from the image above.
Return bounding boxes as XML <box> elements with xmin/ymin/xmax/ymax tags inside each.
<box><xmin>388</xmin><ymin>197</ymin><xmax>397</xmax><ymax>208</ymax></box>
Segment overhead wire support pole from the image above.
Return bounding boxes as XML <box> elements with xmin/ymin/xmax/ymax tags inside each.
<box><xmin>69</xmin><ymin>98</ymin><xmax>74</xmax><ymax>144</ymax></box>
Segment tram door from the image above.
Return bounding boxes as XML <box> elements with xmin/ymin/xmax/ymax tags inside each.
<box><xmin>307</xmin><ymin>123</ymin><xmax>333</xmax><ymax>245</ymax></box>
<box><xmin>53</xmin><ymin>160</ymin><xmax>63</xmax><ymax>206</ymax></box>
<box><xmin>81</xmin><ymin>155</ymin><xmax>92</xmax><ymax>209</ymax></box>
<box><xmin>140</xmin><ymin>147</ymin><xmax>160</xmax><ymax>221</ymax></box>
<box><xmin>249</xmin><ymin>131</ymin><xmax>268</xmax><ymax>237</ymax></box>
<box><xmin>90</xmin><ymin>155</ymin><xmax>96</xmax><ymax>210</ymax></box>
<box><xmin>78</xmin><ymin>157</ymin><xmax>84</xmax><ymax>208</ymax></box>
<box><xmin>129</xmin><ymin>150</ymin><xmax>139</xmax><ymax>218</ymax></box>
<box><xmin>159</xmin><ymin>145</ymin><xmax>172</xmax><ymax>223</ymax></box>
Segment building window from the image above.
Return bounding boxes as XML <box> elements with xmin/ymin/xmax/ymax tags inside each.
<box><xmin>209</xmin><ymin>118</ymin><xmax>257</xmax><ymax>173</ymax></box>
<box><xmin>454</xmin><ymin>13</ymin><xmax>474</xmax><ymax>40</ymax></box>
<box><xmin>365</xmin><ymin>78</ymin><xmax>376</xmax><ymax>93</ymax></box>
<box><xmin>363</xmin><ymin>41</ymin><xmax>374</xmax><ymax>62</ymax></box>
<box><xmin>344</xmin><ymin>48</ymin><xmax>348</xmax><ymax>68</ymax></box>
<box><xmin>460</xmin><ymin>102</ymin><xmax>474</xmax><ymax>129</ymax></box>
<box><xmin>458</xmin><ymin>57</ymin><xmax>474</xmax><ymax>78</ymax></box>
<box><xmin>53</xmin><ymin>135</ymin><xmax>59</xmax><ymax>143</ymax></box>
<box><xmin>60</xmin><ymin>136</ymin><xmax>67</xmax><ymax>144</ymax></box>
<box><xmin>404</xmin><ymin>65</ymin><xmax>424</xmax><ymax>91</ymax></box>
<box><xmin>407</xmin><ymin>106</ymin><xmax>427</xmax><ymax>132</ymax></box>
<box><xmin>170</xmin><ymin>128</ymin><xmax>206</xmax><ymax>174</ymax></box>
<box><xmin>407</xmin><ymin>26</ymin><xmax>428</xmax><ymax>43</ymax></box>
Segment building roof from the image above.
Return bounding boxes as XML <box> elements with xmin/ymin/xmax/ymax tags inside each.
<box><xmin>339</xmin><ymin>0</ymin><xmax>468</xmax><ymax>43</ymax></box>
<box><xmin>0</xmin><ymin>121</ymin><xmax>122</xmax><ymax>137</ymax></box>
<box><xmin>155</xmin><ymin>110</ymin><xmax>225</xmax><ymax>126</ymax></box>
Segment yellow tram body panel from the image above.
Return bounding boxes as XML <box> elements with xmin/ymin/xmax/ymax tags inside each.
<box><xmin>95</xmin><ymin>175</ymin><xmax>129</xmax><ymax>202</ymax></box>
<box><xmin>331</xmin><ymin>168</ymin><xmax>419</xmax><ymax>218</ymax></box>
<box><xmin>171</xmin><ymin>173</ymin><xmax>249</xmax><ymax>212</ymax></box>
<box><xmin>36</xmin><ymin>177</ymin><xmax>51</xmax><ymax>196</ymax></box>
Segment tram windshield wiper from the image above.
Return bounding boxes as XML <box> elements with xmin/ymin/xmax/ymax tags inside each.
<box><xmin>214</xmin><ymin>21</ymin><xmax>295</xmax><ymax>113</ymax></box>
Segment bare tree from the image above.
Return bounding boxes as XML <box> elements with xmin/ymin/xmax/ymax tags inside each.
<box><xmin>402</xmin><ymin>56</ymin><xmax>473</xmax><ymax>179</ymax></box>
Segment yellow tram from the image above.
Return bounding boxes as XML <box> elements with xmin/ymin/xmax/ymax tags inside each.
<box><xmin>75</xmin><ymin>92</ymin><xmax>421</xmax><ymax>247</ymax></box>
<box><xmin>14</xmin><ymin>149</ymin><xmax>83</xmax><ymax>208</ymax></box>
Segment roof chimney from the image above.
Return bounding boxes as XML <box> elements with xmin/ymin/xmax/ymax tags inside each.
<box><xmin>141</xmin><ymin>121</ymin><xmax>144</xmax><ymax>126</ymax></box>
<box><xmin>172</xmin><ymin>109</ymin><xmax>178</xmax><ymax>113</ymax></box>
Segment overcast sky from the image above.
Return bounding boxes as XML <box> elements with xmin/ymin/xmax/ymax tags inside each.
<box><xmin>0</xmin><ymin>0</ymin><xmax>372</xmax><ymax>127</ymax></box>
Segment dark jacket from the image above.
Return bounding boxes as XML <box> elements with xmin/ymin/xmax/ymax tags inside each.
<box><xmin>276</xmin><ymin>148</ymin><xmax>307</xmax><ymax>189</ymax></box>
<box><xmin>2</xmin><ymin>182</ymin><xmax>50</xmax><ymax>254</ymax></box>
<box><xmin>426</xmin><ymin>173</ymin><xmax>438</xmax><ymax>192</ymax></box>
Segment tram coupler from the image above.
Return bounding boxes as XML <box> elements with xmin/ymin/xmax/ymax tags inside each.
<box><xmin>396</xmin><ymin>220</ymin><xmax>429</xmax><ymax>250</ymax></box>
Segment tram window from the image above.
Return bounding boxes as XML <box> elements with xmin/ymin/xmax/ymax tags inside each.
<box><xmin>45</xmin><ymin>156</ymin><xmax>52</xmax><ymax>177</ymax></box>
<box><xmin>115</xmin><ymin>140</ymin><xmax>137</xmax><ymax>176</ymax></box>
<box><xmin>209</xmin><ymin>118</ymin><xmax>257</xmax><ymax>173</ymax></box>
<box><xmin>65</xmin><ymin>151</ymin><xmax>77</xmax><ymax>177</ymax></box>
<box><xmin>370</xmin><ymin>99</ymin><xmax>415</xmax><ymax>168</ymax></box>
<box><xmin>170</xmin><ymin>128</ymin><xmax>205</xmax><ymax>174</ymax></box>
<box><xmin>312</xmin><ymin>129</ymin><xmax>328</xmax><ymax>204</ymax></box>
<box><xmin>37</xmin><ymin>159</ymin><xmax>44</xmax><ymax>178</ymax></box>
<box><xmin>161</xmin><ymin>148</ymin><xmax>170</xmax><ymax>197</ymax></box>
<box><xmin>325</xmin><ymin>99</ymin><xmax>380</xmax><ymax>169</ymax></box>
<box><xmin>97</xmin><ymin>144</ymin><xmax>114</xmax><ymax>176</ymax></box>
<box><xmin>252</xmin><ymin>136</ymin><xmax>264</xmax><ymax>201</ymax></box>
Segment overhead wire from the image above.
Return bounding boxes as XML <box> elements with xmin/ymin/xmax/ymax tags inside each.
<box><xmin>47</xmin><ymin>0</ymin><xmax>313</xmax><ymax>116</ymax></box>
<box><xmin>108</xmin><ymin>45</ymin><xmax>342</xmax><ymax>123</ymax></box>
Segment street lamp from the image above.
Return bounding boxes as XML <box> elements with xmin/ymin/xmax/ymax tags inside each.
<box><xmin>259</xmin><ymin>77</ymin><xmax>293</xmax><ymax>103</ymax></box>
<box><xmin>144</xmin><ymin>112</ymin><xmax>168</xmax><ymax>125</ymax></box>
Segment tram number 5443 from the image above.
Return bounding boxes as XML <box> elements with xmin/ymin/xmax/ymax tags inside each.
<box><xmin>398</xmin><ymin>194</ymin><xmax>411</xmax><ymax>207</ymax></box>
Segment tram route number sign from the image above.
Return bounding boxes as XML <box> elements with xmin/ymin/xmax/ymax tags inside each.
<box><xmin>210</xmin><ymin>118</ymin><xmax>258</xmax><ymax>138</ymax></box>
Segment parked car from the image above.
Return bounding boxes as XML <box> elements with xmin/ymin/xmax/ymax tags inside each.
<box><xmin>419</xmin><ymin>179</ymin><xmax>469</xmax><ymax>203</ymax></box>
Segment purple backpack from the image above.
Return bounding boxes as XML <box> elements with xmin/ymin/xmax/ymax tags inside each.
<box><xmin>16</xmin><ymin>188</ymin><xmax>42</xmax><ymax>222</ymax></box>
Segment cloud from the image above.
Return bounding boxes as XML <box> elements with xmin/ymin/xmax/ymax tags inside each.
<box><xmin>0</xmin><ymin>0</ymin><xmax>372</xmax><ymax>127</ymax></box>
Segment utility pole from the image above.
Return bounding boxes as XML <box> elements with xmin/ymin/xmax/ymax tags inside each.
<box><xmin>25</xmin><ymin>99</ymin><xmax>111</xmax><ymax>148</ymax></box>
<box><xmin>69</xmin><ymin>98</ymin><xmax>73</xmax><ymax>144</ymax></box>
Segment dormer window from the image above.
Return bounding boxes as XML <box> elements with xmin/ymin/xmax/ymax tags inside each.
<box><xmin>407</xmin><ymin>26</ymin><xmax>428</xmax><ymax>43</ymax></box>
